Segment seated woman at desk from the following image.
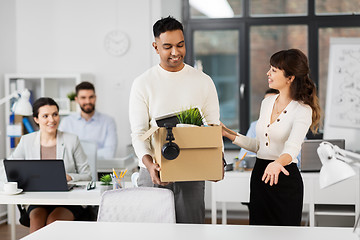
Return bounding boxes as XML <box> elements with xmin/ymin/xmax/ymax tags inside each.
<box><xmin>9</xmin><ymin>97</ymin><xmax>92</xmax><ymax>233</ymax></box>
<box><xmin>221</xmin><ymin>49</ymin><xmax>321</xmax><ymax>226</ymax></box>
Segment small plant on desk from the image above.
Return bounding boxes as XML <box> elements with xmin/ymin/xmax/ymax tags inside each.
<box><xmin>67</xmin><ymin>91</ymin><xmax>77</xmax><ymax>112</ymax></box>
<box><xmin>100</xmin><ymin>174</ymin><xmax>112</xmax><ymax>185</ymax></box>
<box><xmin>66</xmin><ymin>92</ymin><xmax>76</xmax><ymax>101</ymax></box>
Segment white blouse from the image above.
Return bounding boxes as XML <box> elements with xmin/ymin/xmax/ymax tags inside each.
<box><xmin>233</xmin><ymin>94</ymin><xmax>312</xmax><ymax>164</ymax></box>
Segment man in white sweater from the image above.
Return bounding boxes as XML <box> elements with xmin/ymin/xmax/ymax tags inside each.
<box><xmin>129</xmin><ymin>16</ymin><xmax>220</xmax><ymax>223</ymax></box>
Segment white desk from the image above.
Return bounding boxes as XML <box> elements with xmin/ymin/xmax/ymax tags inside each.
<box><xmin>21</xmin><ymin>220</ymin><xmax>358</xmax><ymax>240</ymax></box>
<box><xmin>0</xmin><ymin>181</ymin><xmax>132</xmax><ymax>240</ymax></box>
<box><xmin>211</xmin><ymin>171</ymin><xmax>251</xmax><ymax>225</ymax></box>
<box><xmin>212</xmin><ymin>171</ymin><xmax>360</xmax><ymax>226</ymax></box>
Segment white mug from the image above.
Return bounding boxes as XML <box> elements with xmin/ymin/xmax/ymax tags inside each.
<box><xmin>4</xmin><ymin>182</ymin><xmax>18</xmax><ymax>194</ymax></box>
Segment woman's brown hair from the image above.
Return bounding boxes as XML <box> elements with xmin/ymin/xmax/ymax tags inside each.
<box><xmin>270</xmin><ymin>49</ymin><xmax>321</xmax><ymax>133</ymax></box>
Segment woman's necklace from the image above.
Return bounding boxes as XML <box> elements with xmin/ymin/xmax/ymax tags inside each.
<box><xmin>275</xmin><ymin>97</ymin><xmax>291</xmax><ymax>114</ymax></box>
<box><xmin>274</xmin><ymin>102</ymin><xmax>285</xmax><ymax>115</ymax></box>
<box><xmin>271</xmin><ymin>98</ymin><xmax>290</xmax><ymax>123</ymax></box>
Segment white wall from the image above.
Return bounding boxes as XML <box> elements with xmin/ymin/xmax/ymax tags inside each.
<box><xmin>0</xmin><ymin>0</ymin><xmax>182</xmax><ymax>222</ymax></box>
<box><xmin>13</xmin><ymin>0</ymin><xmax>182</xmax><ymax>157</ymax></box>
<box><xmin>0</xmin><ymin>0</ymin><xmax>17</xmax><ymax>221</ymax></box>
<box><xmin>0</xmin><ymin>0</ymin><xmax>16</xmax><ymax>159</ymax></box>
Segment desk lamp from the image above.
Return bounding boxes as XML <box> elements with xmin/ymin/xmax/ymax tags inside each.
<box><xmin>0</xmin><ymin>89</ymin><xmax>32</xmax><ymax>115</ymax></box>
<box><xmin>317</xmin><ymin>141</ymin><xmax>360</xmax><ymax>237</ymax></box>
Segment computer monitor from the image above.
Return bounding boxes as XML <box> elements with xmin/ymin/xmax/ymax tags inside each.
<box><xmin>300</xmin><ymin>139</ymin><xmax>345</xmax><ymax>172</ymax></box>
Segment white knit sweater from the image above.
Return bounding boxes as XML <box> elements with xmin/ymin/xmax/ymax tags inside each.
<box><xmin>129</xmin><ymin>64</ymin><xmax>220</xmax><ymax>167</ymax></box>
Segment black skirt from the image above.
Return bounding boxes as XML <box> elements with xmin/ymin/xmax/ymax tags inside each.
<box><xmin>249</xmin><ymin>158</ymin><xmax>303</xmax><ymax>226</ymax></box>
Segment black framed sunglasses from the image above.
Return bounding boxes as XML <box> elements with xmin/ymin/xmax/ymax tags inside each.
<box><xmin>87</xmin><ymin>181</ymin><xmax>96</xmax><ymax>190</ymax></box>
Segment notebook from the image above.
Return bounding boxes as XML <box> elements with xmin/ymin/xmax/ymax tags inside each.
<box><xmin>3</xmin><ymin>159</ymin><xmax>75</xmax><ymax>191</ymax></box>
<box><xmin>300</xmin><ymin>139</ymin><xmax>345</xmax><ymax>172</ymax></box>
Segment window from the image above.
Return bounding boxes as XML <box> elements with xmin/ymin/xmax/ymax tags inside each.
<box><xmin>250</xmin><ymin>0</ymin><xmax>307</xmax><ymax>16</ymax></box>
<box><xmin>194</xmin><ymin>30</ymin><xmax>239</xmax><ymax>129</ymax></box>
<box><xmin>183</xmin><ymin>0</ymin><xmax>360</xmax><ymax>148</ymax></box>
<box><xmin>250</xmin><ymin>25</ymin><xmax>308</xmax><ymax>121</ymax></box>
<box><xmin>190</xmin><ymin>0</ymin><xmax>243</xmax><ymax>18</ymax></box>
<box><xmin>316</xmin><ymin>0</ymin><xmax>360</xmax><ymax>15</ymax></box>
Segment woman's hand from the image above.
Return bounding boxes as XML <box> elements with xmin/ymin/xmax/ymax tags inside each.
<box><xmin>66</xmin><ymin>174</ymin><xmax>72</xmax><ymax>182</ymax></box>
<box><xmin>262</xmin><ymin>161</ymin><xmax>289</xmax><ymax>186</ymax></box>
<box><xmin>220</xmin><ymin>121</ymin><xmax>237</xmax><ymax>141</ymax></box>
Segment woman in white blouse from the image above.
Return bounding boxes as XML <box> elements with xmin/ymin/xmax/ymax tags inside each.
<box><xmin>222</xmin><ymin>49</ymin><xmax>321</xmax><ymax>226</ymax></box>
<box><xmin>10</xmin><ymin>97</ymin><xmax>91</xmax><ymax>233</ymax></box>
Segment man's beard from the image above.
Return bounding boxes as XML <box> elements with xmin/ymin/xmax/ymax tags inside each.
<box><xmin>80</xmin><ymin>104</ymin><xmax>95</xmax><ymax>114</ymax></box>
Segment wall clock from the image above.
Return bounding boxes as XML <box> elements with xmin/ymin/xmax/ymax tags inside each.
<box><xmin>104</xmin><ymin>30</ymin><xmax>130</xmax><ymax>56</ymax></box>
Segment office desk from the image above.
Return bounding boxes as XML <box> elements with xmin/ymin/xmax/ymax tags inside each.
<box><xmin>21</xmin><ymin>220</ymin><xmax>358</xmax><ymax>240</ymax></box>
<box><xmin>0</xmin><ymin>181</ymin><xmax>131</xmax><ymax>240</ymax></box>
<box><xmin>212</xmin><ymin>171</ymin><xmax>360</xmax><ymax>226</ymax></box>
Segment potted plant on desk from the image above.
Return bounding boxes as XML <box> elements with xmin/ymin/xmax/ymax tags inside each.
<box><xmin>99</xmin><ymin>174</ymin><xmax>112</xmax><ymax>193</ymax></box>
<box><xmin>67</xmin><ymin>91</ymin><xmax>77</xmax><ymax>112</ymax></box>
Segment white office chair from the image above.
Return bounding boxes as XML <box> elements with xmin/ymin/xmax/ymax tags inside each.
<box><xmin>97</xmin><ymin>187</ymin><xmax>176</xmax><ymax>223</ymax></box>
<box><xmin>80</xmin><ymin>140</ymin><xmax>98</xmax><ymax>181</ymax></box>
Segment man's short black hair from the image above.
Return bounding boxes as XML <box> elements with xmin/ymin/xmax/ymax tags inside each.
<box><xmin>76</xmin><ymin>81</ymin><xmax>95</xmax><ymax>96</ymax></box>
<box><xmin>153</xmin><ymin>16</ymin><xmax>184</xmax><ymax>38</ymax></box>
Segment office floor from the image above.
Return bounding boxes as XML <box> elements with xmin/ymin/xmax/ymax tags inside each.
<box><xmin>0</xmin><ymin>223</ymin><xmax>28</xmax><ymax>240</ymax></box>
<box><xmin>205</xmin><ymin>218</ymin><xmax>249</xmax><ymax>225</ymax></box>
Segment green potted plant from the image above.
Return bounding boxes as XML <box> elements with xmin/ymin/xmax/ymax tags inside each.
<box><xmin>99</xmin><ymin>174</ymin><xmax>113</xmax><ymax>193</ymax></box>
<box><xmin>100</xmin><ymin>174</ymin><xmax>112</xmax><ymax>185</ymax></box>
<box><xmin>67</xmin><ymin>91</ymin><xmax>77</xmax><ymax>112</ymax></box>
<box><xmin>176</xmin><ymin>107</ymin><xmax>204</xmax><ymax>127</ymax></box>
<box><xmin>67</xmin><ymin>92</ymin><xmax>76</xmax><ymax>101</ymax></box>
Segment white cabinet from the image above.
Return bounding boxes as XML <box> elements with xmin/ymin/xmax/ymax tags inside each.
<box><xmin>4</xmin><ymin>73</ymin><xmax>93</xmax><ymax>156</ymax></box>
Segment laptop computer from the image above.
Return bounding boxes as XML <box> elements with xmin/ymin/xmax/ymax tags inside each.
<box><xmin>300</xmin><ymin>139</ymin><xmax>345</xmax><ymax>172</ymax></box>
<box><xmin>4</xmin><ymin>159</ymin><xmax>75</xmax><ymax>191</ymax></box>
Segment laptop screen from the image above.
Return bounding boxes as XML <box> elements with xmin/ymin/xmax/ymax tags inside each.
<box><xmin>300</xmin><ymin>139</ymin><xmax>345</xmax><ymax>172</ymax></box>
<box><xmin>4</xmin><ymin>159</ymin><xmax>73</xmax><ymax>191</ymax></box>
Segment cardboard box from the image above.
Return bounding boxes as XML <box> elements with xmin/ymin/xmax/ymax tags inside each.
<box><xmin>141</xmin><ymin>125</ymin><xmax>223</xmax><ymax>182</ymax></box>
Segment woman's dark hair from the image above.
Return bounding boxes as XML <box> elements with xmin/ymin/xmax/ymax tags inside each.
<box><xmin>270</xmin><ymin>49</ymin><xmax>321</xmax><ymax>133</ymax></box>
<box><xmin>153</xmin><ymin>16</ymin><xmax>183</xmax><ymax>38</ymax></box>
<box><xmin>32</xmin><ymin>97</ymin><xmax>59</xmax><ymax>118</ymax></box>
